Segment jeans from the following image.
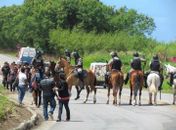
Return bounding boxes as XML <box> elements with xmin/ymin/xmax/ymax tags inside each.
<box><xmin>43</xmin><ymin>96</ymin><xmax>56</xmax><ymax>120</ymax></box>
<box><xmin>58</xmin><ymin>99</ymin><xmax>70</xmax><ymax>120</ymax></box>
<box><xmin>18</xmin><ymin>85</ymin><xmax>26</xmax><ymax>104</ymax></box>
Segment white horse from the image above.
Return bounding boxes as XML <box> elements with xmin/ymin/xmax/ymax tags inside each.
<box><xmin>172</xmin><ymin>79</ymin><xmax>176</xmax><ymax>104</ymax></box>
<box><xmin>165</xmin><ymin>64</ymin><xmax>176</xmax><ymax>104</ymax></box>
<box><xmin>147</xmin><ymin>72</ymin><xmax>160</xmax><ymax>105</ymax></box>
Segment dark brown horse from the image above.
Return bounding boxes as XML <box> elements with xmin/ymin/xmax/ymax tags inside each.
<box><xmin>57</xmin><ymin>57</ymin><xmax>97</xmax><ymax>103</ymax></box>
<box><xmin>129</xmin><ymin>70</ymin><xmax>144</xmax><ymax>106</ymax></box>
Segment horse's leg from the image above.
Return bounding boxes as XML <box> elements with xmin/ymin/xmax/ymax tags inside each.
<box><xmin>113</xmin><ymin>88</ymin><xmax>118</xmax><ymax>106</ymax></box>
<box><xmin>84</xmin><ymin>86</ymin><xmax>90</xmax><ymax>103</ymax></box>
<box><xmin>129</xmin><ymin>86</ymin><xmax>132</xmax><ymax>105</ymax></box>
<box><xmin>38</xmin><ymin>90</ymin><xmax>41</xmax><ymax>107</ymax></box>
<box><xmin>10</xmin><ymin>83</ymin><xmax>13</xmax><ymax>92</ymax></box>
<box><xmin>75</xmin><ymin>86</ymin><xmax>80</xmax><ymax>100</ymax></box>
<box><xmin>93</xmin><ymin>87</ymin><xmax>97</xmax><ymax>104</ymax></box>
<box><xmin>119</xmin><ymin>86</ymin><xmax>122</xmax><ymax>105</ymax></box>
<box><xmin>133</xmin><ymin>87</ymin><xmax>137</xmax><ymax>106</ymax></box>
<box><xmin>154</xmin><ymin>92</ymin><xmax>157</xmax><ymax>105</ymax></box>
<box><xmin>149</xmin><ymin>93</ymin><xmax>152</xmax><ymax>105</ymax></box>
<box><xmin>173</xmin><ymin>87</ymin><xmax>176</xmax><ymax>105</ymax></box>
<box><xmin>174</xmin><ymin>93</ymin><xmax>176</xmax><ymax>105</ymax></box>
<box><xmin>138</xmin><ymin>87</ymin><xmax>142</xmax><ymax>106</ymax></box>
<box><xmin>107</xmin><ymin>86</ymin><xmax>110</xmax><ymax>104</ymax></box>
<box><xmin>33</xmin><ymin>90</ymin><xmax>37</xmax><ymax>107</ymax></box>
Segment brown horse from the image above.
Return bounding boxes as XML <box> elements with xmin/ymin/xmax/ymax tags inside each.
<box><xmin>106</xmin><ymin>70</ymin><xmax>124</xmax><ymax>105</ymax></box>
<box><xmin>129</xmin><ymin>70</ymin><xmax>144</xmax><ymax>106</ymax></box>
<box><xmin>57</xmin><ymin>57</ymin><xmax>97</xmax><ymax>103</ymax></box>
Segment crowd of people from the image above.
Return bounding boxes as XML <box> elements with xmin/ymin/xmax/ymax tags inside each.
<box><xmin>1</xmin><ymin>49</ymin><xmax>175</xmax><ymax>121</ymax></box>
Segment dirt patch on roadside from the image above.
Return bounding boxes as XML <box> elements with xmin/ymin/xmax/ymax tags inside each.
<box><xmin>0</xmin><ymin>104</ymin><xmax>32</xmax><ymax>130</ymax></box>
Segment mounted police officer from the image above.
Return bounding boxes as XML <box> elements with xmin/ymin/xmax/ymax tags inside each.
<box><xmin>149</xmin><ymin>54</ymin><xmax>164</xmax><ymax>90</ymax></box>
<box><xmin>32</xmin><ymin>50</ymin><xmax>44</xmax><ymax>79</ymax></box>
<box><xmin>105</xmin><ymin>51</ymin><xmax>122</xmax><ymax>86</ymax></box>
<box><xmin>72</xmin><ymin>49</ymin><xmax>80</xmax><ymax>65</ymax></box>
<box><xmin>75</xmin><ymin>57</ymin><xmax>84</xmax><ymax>89</ymax></box>
<box><xmin>65</xmin><ymin>49</ymin><xmax>71</xmax><ymax>64</ymax></box>
<box><xmin>125</xmin><ymin>52</ymin><xmax>145</xmax><ymax>84</ymax></box>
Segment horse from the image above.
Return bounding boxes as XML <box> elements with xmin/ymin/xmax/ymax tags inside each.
<box><xmin>147</xmin><ymin>72</ymin><xmax>160</xmax><ymax>105</ymax></box>
<box><xmin>106</xmin><ymin>70</ymin><xmax>124</xmax><ymax>105</ymax></box>
<box><xmin>57</xmin><ymin>57</ymin><xmax>97</xmax><ymax>103</ymax></box>
<box><xmin>164</xmin><ymin>64</ymin><xmax>176</xmax><ymax>104</ymax></box>
<box><xmin>129</xmin><ymin>70</ymin><xmax>144</xmax><ymax>106</ymax></box>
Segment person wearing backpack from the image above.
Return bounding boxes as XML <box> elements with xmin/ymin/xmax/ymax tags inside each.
<box><xmin>40</xmin><ymin>71</ymin><xmax>56</xmax><ymax>121</ymax></box>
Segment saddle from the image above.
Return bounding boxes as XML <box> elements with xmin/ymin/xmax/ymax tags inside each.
<box><xmin>73</xmin><ymin>69</ymin><xmax>87</xmax><ymax>79</ymax></box>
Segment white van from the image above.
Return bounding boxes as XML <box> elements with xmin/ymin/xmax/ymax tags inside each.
<box><xmin>90</xmin><ymin>62</ymin><xmax>107</xmax><ymax>87</ymax></box>
<box><xmin>17</xmin><ymin>47</ymin><xmax>36</xmax><ymax>65</ymax></box>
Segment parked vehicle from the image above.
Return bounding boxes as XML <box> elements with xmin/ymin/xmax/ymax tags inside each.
<box><xmin>90</xmin><ymin>62</ymin><xmax>107</xmax><ymax>87</ymax></box>
<box><xmin>17</xmin><ymin>47</ymin><xmax>36</xmax><ymax>65</ymax></box>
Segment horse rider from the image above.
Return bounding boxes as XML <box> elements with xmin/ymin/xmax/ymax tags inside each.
<box><xmin>105</xmin><ymin>51</ymin><xmax>122</xmax><ymax>86</ymax></box>
<box><xmin>149</xmin><ymin>55</ymin><xmax>164</xmax><ymax>90</ymax></box>
<box><xmin>65</xmin><ymin>49</ymin><xmax>71</xmax><ymax>63</ymax></box>
<box><xmin>125</xmin><ymin>52</ymin><xmax>145</xmax><ymax>84</ymax></box>
<box><xmin>32</xmin><ymin>50</ymin><xmax>44</xmax><ymax>79</ymax></box>
<box><xmin>75</xmin><ymin>57</ymin><xmax>84</xmax><ymax>89</ymax></box>
<box><xmin>72</xmin><ymin>49</ymin><xmax>80</xmax><ymax>65</ymax></box>
<box><xmin>40</xmin><ymin>71</ymin><xmax>56</xmax><ymax>121</ymax></box>
<box><xmin>1</xmin><ymin>62</ymin><xmax>10</xmax><ymax>88</ymax></box>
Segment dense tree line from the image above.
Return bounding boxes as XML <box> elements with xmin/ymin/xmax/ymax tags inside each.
<box><xmin>0</xmin><ymin>0</ymin><xmax>170</xmax><ymax>56</ymax></box>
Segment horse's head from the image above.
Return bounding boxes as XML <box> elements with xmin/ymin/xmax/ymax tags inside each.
<box><xmin>49</xmin><ymin>61</ymin><xmax>56</xmax><ymax>71</ymax></box>
<box><xmin>57</xmin><ymin>57</ymin><xmax>69</xmax><ymax>68</ymax></box>
<box><xmin>164</xmin><ymin>64</ymin><xmax>176</xmax><ymax>75</ymax></box>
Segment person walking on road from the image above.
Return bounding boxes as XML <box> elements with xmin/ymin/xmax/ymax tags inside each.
<box><xmin>56</xmin><ymin>72</ymin><xmax>70</xmax><ymax>122</ymax></box>
<box><xmin>40</xmin><ymin>71</ymin><xmax>56</xmax><ymax>121</ymax></box>
<box><xmin>18</xmin><ymin>67</ymin><xmax>28</xmax><ymax>105</ymax></box>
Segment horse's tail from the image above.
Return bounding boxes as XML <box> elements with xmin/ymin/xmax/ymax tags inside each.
<box><xmin>134</xmin><ymin>73</ymin><xmax>142</xmax><ymax>96</ymax></box>
<box><xmin>149</xmin><ymin>76</ymin><xmax>157</xmax><ymax>93</ymax></box>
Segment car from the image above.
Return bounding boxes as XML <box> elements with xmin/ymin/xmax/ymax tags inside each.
<box><xmin>17</xmin><ymin>47</ymin><xmax>36</xmax><ymax>65</ymax></box>
<box><xmin>90</xmin><ymin>62</ymin><xmax>107</xmax><ymax>88</ymax></box>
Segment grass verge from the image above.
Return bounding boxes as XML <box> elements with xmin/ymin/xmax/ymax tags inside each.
<box><xmin>0</xmin><ymin>86</ymin><xmax>14</xmax><ymax>121</ymax></box>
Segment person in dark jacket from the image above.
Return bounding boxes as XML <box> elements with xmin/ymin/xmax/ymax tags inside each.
<box><xmin>72</xmin><ymin>49</ymin><xmax>80</xmax><ymax>65</ymax></box>
<box><xmin>125</xmin><ymin>52</ymin><xmax>145</xmax><ymax>84</ymax></box>
<box><xmin>65</xmin><ymin>49</ymin><xmax>71</xmax><ymax>63</ymax></box>
<box><xmin>40</xmin><ymin>72</ymin><xmax>56</xmax><ymax>121</ymax></box>
<box><xmin>32</xmin><ymin>50</ymin><xmax>44</xmax><ymax>79</ymax></box>
<box><xmin>149</xmin><ymin>54</ymin><xmax>164</xmax><ymax>90</ymax></box>
<box><xmin>1</xmin><ymin>62</ymin><xmax>10</xmax><ymax>88</ymax></box>
<box><xmin>105</xmin><ymin>51</ymin><xmax>122</xmax><ymax>86</ymax></box>
<box><xmin>56</xmin><ymin>72</ymin><xmax>70</xmax><ymax>122</ymax></box>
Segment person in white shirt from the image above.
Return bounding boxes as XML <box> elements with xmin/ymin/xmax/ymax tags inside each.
<box><xmin>18</xmin><ymin>67</ymin><xmax>27</xmax><ymax>105</ymax></box>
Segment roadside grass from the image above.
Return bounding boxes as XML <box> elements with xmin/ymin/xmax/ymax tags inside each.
<box><xmin>0</xmin><ymin>49</ymin><xmax>17</xmax><ymax>57</ymax></box>
<box><xmin>0</xmin><ymin>86</ymin><xmax>14</xmax><ymax>121</ymax></box>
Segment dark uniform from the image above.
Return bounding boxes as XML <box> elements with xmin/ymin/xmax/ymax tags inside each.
<box><xmin>149</xmin><ymin>55</ymin><xmax>164</xmax><ymax>90</ymax></box>
<box><xmin>72</xmin><ymin>50</ymin><xmax>80</xmax><ymax>65</ymax></box>
<box><xmin>56</xmin><ymin>73</ymin><xmax>70</xmax><ymax>122</ymax></box>
<box><xmin>65</xmin><ymin>49</ymin><xmax>71</xmax><ymax>63</ymax></box>
<box><xmin>32</xmin><ymin>51</ymin><xmax>44</xmax><ymax>79</ymax></box>
<box><xmin>40</xmin><ymin>76</ymin><xmax>56</xmax><ymax>121</ymax></box>
<box><xmin>105</xmin><ymin>52</ymin><xmax>122</xmax><ymax>86</ymax></box>
<box><xmin>75</xmin><ymin>58</ymin><xmax>84</xmax><ymax>88</ymax></box>
<box><xmin>125</xmin><ymin>52</ymin><xmax>143</xmax><ymax>84</ymax></box>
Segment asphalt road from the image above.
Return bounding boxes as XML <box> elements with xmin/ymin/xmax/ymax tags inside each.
<box><xmin>0</xmin><ymin>53</ymin><xmax>176</xmax><ymax>130</ymax></box>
